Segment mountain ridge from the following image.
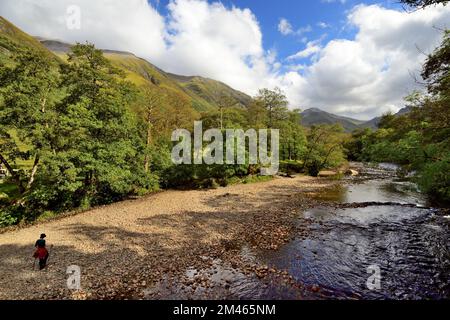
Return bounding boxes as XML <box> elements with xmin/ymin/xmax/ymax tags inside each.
<box><xmin>34</xmin><ymin>36</ymin><xmax>252</xmax><ymax>111</ymax></box>
<box><xmin>301</xmin><ymin>108</ymin><xmax>377</xmax><ymax>132</ymax></box>
<box><xmin>301</xmin><ymin>107</ymin><xmax>411</xmax><ymax>132</ymax></box>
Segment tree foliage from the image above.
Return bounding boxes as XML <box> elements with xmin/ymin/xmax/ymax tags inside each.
<box><xmin>348</xmin><ymin>30</ymin><xmax>450</xmax><ymax>202</ymax></box>
<box><xmin>0</xmin><ymin>45</ymin><xmax>347</xmax><ymax>226</ymax></box>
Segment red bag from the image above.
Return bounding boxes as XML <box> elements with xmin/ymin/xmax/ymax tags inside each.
<box><xmin>33</xmin><ymin>248</ymin><xmax>48</xmax><ymax>259</ymax></box>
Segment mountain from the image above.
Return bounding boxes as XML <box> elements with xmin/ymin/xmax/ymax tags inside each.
<box><xmin>167</xmin><ymin>73</ymin><xmax>252</xmax><ymax>108</ymax></box>
<box><xmin>360</xmin><ymin>117</ymin><xmax>381</xmax><ymax>129</ymax></box>
<box><xmin>0</xmin><ymin>14</ymin><xmax>252</xmax><ymax>114</ymax></box>
<box><xmin>301</xmin><ymin>108</ymin><xmax>374</xmax><ymax>132</ymax></box>
<box><xmin>301</xmin><ymin>107</ymin><xmax>414</xmax><ymax>132</ymax></box>
<box><xmin>0</xmin><ymin>18</ymin><xmax>60</xmax><ymax>65</ymax></box>
<box><xmin>35</xmin><ymin>37</ymin><xmax>252</xmax><ymax>112</ymax></box>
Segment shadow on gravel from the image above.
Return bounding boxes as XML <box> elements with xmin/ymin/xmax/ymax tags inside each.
<box><xmin>0</xmin><ymin>177</ymin><xmax>325</xmax><ymax>300</ymax></box>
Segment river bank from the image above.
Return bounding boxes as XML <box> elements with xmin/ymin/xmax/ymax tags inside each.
<box><xmin>0</xmin><ymin>163</ymin><xmax>448</xmax><ymax>300</ymax></box>
<box><xmin>0</xmin><ymin>174</ymin><xmax>336</xmax><ymax>300</ymax></box>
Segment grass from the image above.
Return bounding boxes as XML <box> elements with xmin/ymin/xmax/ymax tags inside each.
<box><xmin>6</xmin><ymin>129</ymin><xmax>34</xmax><ymax>170</ymax></box>
<box><xmin>0</xmin><ymin>182</ymin><xmax>19</xmax><ymax>200</ymax></box>
<box><xmin>227</xmin><ymin>175</ymin><xmax>274</xmax><ymax>186</ymax></box>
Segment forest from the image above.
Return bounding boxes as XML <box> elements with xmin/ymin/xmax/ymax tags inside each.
<box><xmin>0</xmin><ymin>12</ymin><xmax>448</xmax><ymax>227</ymax></box>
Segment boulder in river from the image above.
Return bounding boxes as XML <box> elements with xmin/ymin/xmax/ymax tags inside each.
<box><xmin>345</xmin><ymin>169</ymin><xmax>359</xmax><ymax>176</ymax></box>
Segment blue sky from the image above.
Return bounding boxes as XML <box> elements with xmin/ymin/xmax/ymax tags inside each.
<box><xmin>152</xmin><ymin>0</ymin><xmax>403</xmax><ymax>65</ymax></box>
<box><xmin>1</xmin><ymin>0</ymin><xmax>448</xmax><ymax>119</ymax></box>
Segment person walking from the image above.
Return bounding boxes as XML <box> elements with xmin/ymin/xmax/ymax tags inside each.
<box><xmin>33</xmin><ymin>234</ymin><xmax>49</xmax><ymax>270</ymax></box>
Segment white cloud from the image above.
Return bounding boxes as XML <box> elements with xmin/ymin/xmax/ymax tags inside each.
<box><xmin>0</xmin><ymin>0</ymin><xmax>167</xmax><ymax>58</ymax></box>
<box><xmin>317</xmin><ymin>22</ymin><xmax>330</xmax><ymax>29</ymax></box>
<box><xmin>278</xmin><ymin>18</ymin><xmax>293</xmax><ymax>35</ymax></box>
<box><xmin>322</xmin><ymin>0</ymin><xmax>347</xmax><ymax>4</ymax></box>
<box><xmin>287</xmin><ymin>41</ymin><xmax>322</xmax><ymax>60</ymax></box>
<box><xmin>278</xmin><ymin>18</ymin><xmax>312</xmax><ymax>37</ymax></box>
<box><xmin>295</xmin><ymin>4</ymin><xmax>450</xmax><ymax>119</ymax></box>
<box><xmin>158</xmin><ymin>0</ymin><xmax>272</xmax><ymax>94</ymax></box>
<box><xmin>0</xmin><ymin>1</ymin><xmax>449</xmax><ymax>119</ymax></box>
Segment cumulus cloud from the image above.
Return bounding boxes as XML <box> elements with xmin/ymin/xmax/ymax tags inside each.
<box><xmin>287</xmin><ymin>41</ymin><xmax>322</xmax><ymax>60</ymax></box>
<box><xmin>159</xmin><ymin>0</ymin><xmax>272</xmax><ymax>93</ymax></box>
<box><xmin>0</xmin><ymin>0</ymin><xmax>449</xmax><ymax>119</ymax></box>
<box><xmin>278</xmin><ymin>18</ymin><xmax>293</xmax><ymax>35</ymax></box>
<box><xmin>284</xmin><ymin>4</ymin><xmax>450</xmax><ymax>119</ymax></box>
<box><xmin>0</xmin><ymin>0</ymin><xmax>167</xmax><ymax>58</ymax></box>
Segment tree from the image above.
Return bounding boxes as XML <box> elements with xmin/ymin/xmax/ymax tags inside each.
<box><xmin>217</xmin><ymin>94</ymin><xmax>239</xmax><ymax>130</ymax></box>
<box><xmin>279</xmin><ymin>109</ymin><xmax>307</xmax><ymax>161</ymax></box>
<box><xmin>247</xmin><ymin>99</ymin><xmax>268</xmax><ymax>129</ymax></box>
<box><xmin>254</xmin><ymin>88</ymin><xmax>289</xmax><ymax>128</ymax></box>
<box><xmin>422</xmin><ymin>30</ymin><xmax>450</xmax><ymax>95</ymax></box>
<box><xmin>48</xmin><ymin>43</ymin><xmax>148</xmax><ymax>207</ymax></box>
<box><xmin>0</xmin><ymin>47</ymin><xmax>61</xmax><ymax>194</ymax></box>
<box><xmin>302</xmin><ymin>124</ymin><xmax>346</xmax><ymax>176</ymax></box>
<box><xmin>137</xmin><ymin>86</ymin><xmax>166</xmax><ymax>173</ymax></box>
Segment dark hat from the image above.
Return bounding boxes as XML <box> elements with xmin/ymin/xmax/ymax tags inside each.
<box><xmin>40</xmin><ymin>233</ymin><xmax>47</xmax><ymax>239</ymax></box>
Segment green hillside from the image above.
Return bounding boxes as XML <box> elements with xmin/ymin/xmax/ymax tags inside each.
<box><xmin>301</xmin><ymin>108</ymin><xmax>377</xmax><ymax>133</ymax></box>
<box><xmin>167</xmin><ymin>73</ymin><xmax>252</xmax><ymax>108</ymax></box>
<box><xmin>105</xmin><ymin>53</ymin><xmax>215</xmax><ymax>112</ymax></box>
<box><xmin>0</xmin><ymin>17</ymin><xmax>60</xmax><ymax>65</ymax></box>
<box><xmin>37</xmin><ymin>38</ymin><xmax>252</xmax><ymax>112</ymax></box>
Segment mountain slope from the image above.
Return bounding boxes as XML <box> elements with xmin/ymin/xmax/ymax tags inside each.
<box><xmin>301</xmin><ymin>108</ymin><xmax>372</xmax><ymax>132</ymax></box>
<box><xmin>37</xmin><ymin>38</ymin><xmax>252</xmax><ymax>112</ymax></box>
<box><xmin>0</xmin><ymin>17</ymin><xmax>60</xmax><ymax>65</ymax></box>
<box><xmin>167</xmin><ymin>73</ymin><xmax>252</xmax><ymax>108</ymax></box>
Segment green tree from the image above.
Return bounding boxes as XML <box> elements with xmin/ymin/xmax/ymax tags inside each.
<box><xmin>0</xmin><ymin>47</ymin><xmax>61</xmax><ymax>194</ymax></box>
<box><xmin>302</xmin><ymin>124</ymin><xmax>347</xmax><ymax>176</ymax></box>
<box><xmin>44</xmin><ymin>43</ymin><xmax>150</xmax><ymax>208</ymax></box>
<box><xmin>279</xmin><ymin>109</ymin><xmax>307</xmax><ymax>161</ymax></box>
<box><xmin>253</xmin><ymin>88</ymin><xmax>289</xmax><ymax>128</ymax></box>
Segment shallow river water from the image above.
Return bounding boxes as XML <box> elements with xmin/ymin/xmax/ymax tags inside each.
<box><xmin>147</xmin><ymin>163</ymin><xmax>449</xmax><ymax>300</ymax></box>
<box><xmin>259</xmin><ymin>163</ymin><xmax>449</xmax><ymax>299</ymax></box>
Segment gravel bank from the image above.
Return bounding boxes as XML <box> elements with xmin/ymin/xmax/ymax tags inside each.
<box><xmin>0</xmin><ymin>175</ymin><xmax>334</xmax><ymax>300</ymax></box>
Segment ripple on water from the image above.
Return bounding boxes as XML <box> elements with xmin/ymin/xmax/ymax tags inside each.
<box><xmin>259</xmin><ymin>205</ymin><xmax>449</xmax><ymax>300</ymax></box>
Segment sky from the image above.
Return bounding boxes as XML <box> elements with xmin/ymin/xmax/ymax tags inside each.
<box><xmin>0</xmin><ymin>0</ymin><xmax>449</xmax><ymax>120</ymax></box>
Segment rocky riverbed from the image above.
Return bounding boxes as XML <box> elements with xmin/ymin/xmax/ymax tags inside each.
<box><xmin>0</xmin><ymin>164</ymin><xmax>448</xmax><ymax>300</ymax></box>
<box><xmin>0</xmin><ymin>174</ymin><xmax>335</xmax><ymax>300</ymax></box>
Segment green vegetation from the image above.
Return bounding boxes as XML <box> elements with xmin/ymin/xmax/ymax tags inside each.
<box><xmin>0</xmin><ymin>18</ymin><xmax>348</xmax><ymax>227</ymax></box>
<box><xmin>346</xmin><ymin>30</ymin><xmax>450</xmax><ymax>203</ymax></box>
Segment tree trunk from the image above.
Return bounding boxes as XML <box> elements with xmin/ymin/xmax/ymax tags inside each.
<box><xmin>144</xmin><ymin>113</ymin><xmax>152</xmax><ymax>173</ymax></box>
<box><xmin>26</xmin><ymin>155</ymin><xmax>40</xmax><ymax>190</ymax></box>
<box><xmin>220</xmin><ymin>107</ymin><xmax>224</xmax><ymax>131</ymax></box>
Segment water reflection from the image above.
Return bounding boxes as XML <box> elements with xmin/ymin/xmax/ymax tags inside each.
<box><xmin>259</xmin><ymin>164</ymin><xmax>449</xmax><ymax>299</ymax></box>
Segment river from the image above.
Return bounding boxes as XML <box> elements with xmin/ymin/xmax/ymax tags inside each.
<box><xmin>258</xmin><ymin>163</ymin><xmax>449</xmax><ymax>299</ymax></box>
<box><xmin>146</xmin><ymin>163</ymin><xmax>449</xmax><ymax>300</ymax></box>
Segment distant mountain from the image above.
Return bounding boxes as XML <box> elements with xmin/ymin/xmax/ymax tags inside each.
<box><xmin>35</xmin><ymin>37</ymin><xmax>252</xmax><ymax>112</ymax></box>
<box><xmin>301</xmin><ymin>108</ymin><xmax>375</xmax><ymax>132</ymax></box>
<box><xmin>360</xmin><ymin>117</ymin><xmax>381</xmax><ymax>129</ymax></box>
<box><xmin>301</xmin><ymin>107</ymin><xmax>413</xmax><ymax>133</ymax></box>
<box><xmin>167</xmin><ymin>73</ymin><xmax>252</xmax><ymax>108</ymax></box>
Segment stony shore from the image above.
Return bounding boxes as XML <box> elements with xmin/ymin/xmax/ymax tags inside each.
<box><xmin>0</xmin><ymin>175</ymin><xmax>336</xmax><ymax>300</ymax></box>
